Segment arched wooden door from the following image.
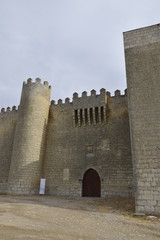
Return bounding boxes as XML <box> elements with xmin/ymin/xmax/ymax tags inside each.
<box><xmin>82</xmin><ymin>169</ymin><xmax>101</xmax><ymax>197</ymax></box>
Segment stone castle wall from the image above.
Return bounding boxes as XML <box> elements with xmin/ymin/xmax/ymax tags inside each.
<box><xmin>124</xmin><ymin>24</ymin><xmax>160</xmax><ymax>214</ymax></box>
<box><xmin>0</xmin><ymin>82</ymin><xmax>133</xmax><ymax>197</ymax></box>
<box><xmin>0</xmin><ymin>23</ymin><xmax>159</xmax><ymax>214</ymax></box>
<box><xmin>0</xmin><ymin>107</ymin><xmax>18</xmax><ymax>193</ymax></box>
<box><xmin>44</xmin><ymin>89</ymin><xmax>133</xmax><ymax>197</ymax></box>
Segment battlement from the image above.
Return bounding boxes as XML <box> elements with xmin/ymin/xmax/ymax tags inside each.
<box><xmin>49</xmin><ymin>88</ymin><xmax>128</xmax><ymax>128</ymax></box>
<box><xmin>23</xmin><ymin>77</ymin><xmax>51</xmax><ymax>89</ymax></box>
<box><xmin>51</xmin><ymin>88</ymin><xmax>108</xmax><ymax>108</ymax></box>
<box><xmin>50</xmin><ymin>88</ymin><xmax>127</xmax><ymax>109</ymax></box>
<box><xmin>0</xmin><ymin>106</ymin><xmax>18</xmax><ymax>114</ymax></box>
<box><xmin>51</xmin><ymin>97</ymin><xmax>71</xmax><ymax>106</ymax></box>
<box><xmin>72</xmin><ymin>88</ymin><xmax>107</xmax><ymax>109</ymax></box>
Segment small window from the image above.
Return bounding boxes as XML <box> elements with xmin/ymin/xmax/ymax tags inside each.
<box><xmin>85</xmin><ymin>108</ymin><xmax>88</xmax><ymax>125</ymax></box>
<box><xmin>95</xmin><ymin>107</ymin><xmax>99</xmax><ymax>124</ymax></box>
<box><xmin>101</xmin><ymin>106</ymin><xmax>104</xmax><ymax>123</ymax></box>
<box><xmin>80</xmin><ymin>109</ymin><xmax>83</xmax><ymax>125</ymax></box>
<box><xmin>90</xmin><ymin>108</ymin><xmax>93</xmax><ymax>124</ymax></box>
<box><xmin>75</xmin><ymin>110</ymin><xmax>78</xmax><ymax>126</ymax></box>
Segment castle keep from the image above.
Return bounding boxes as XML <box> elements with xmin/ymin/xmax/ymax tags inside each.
<box><xmin>124</xmin><ymin>24</ymin><xmax>160</xmax><ymax>214</ymax></box>
<box><xmin>0</xmin><ymin>24</ymin><xmax>160</xmax><ymax>214</ymax></box>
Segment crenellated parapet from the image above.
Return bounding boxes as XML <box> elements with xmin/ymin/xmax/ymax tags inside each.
<box><xmin>50</xmin><ymin>97</ymin><xmax>72</xmax><ymax>114</ymax></box>
<box><xmin>23</xmin><ymin>77</ymin><xmax>51</xmax><ymax>89</ymax></box>
<box><xmin>114</xmin><ymin>90</ymin><xmax>121</xmax><ymax>97</ymax></box>
<box><xmin>72</xmin><ymin>88</ymin><xmax>107</xmax><ymax>109</ymax></box>
<box><xmin>50</xmin><ymin>88</ymin><xmax>128</xmax><ymax>127</ymax></box>
<box><xmin>72</xmin><ymin>89</ymin><xmax>108</xmax><ymax>127</ymax></box>
<box><xmin>50</xmin><ymin>88</ymin><xmax>127</xmax><ymax>108</ymax></box>
<box><xmin>51</xmin><ymin>97</ymin><xmax>71</xmax><ymax>106</ymax></box>
<box><xmin>0</xmin><ymin>106</ymin><xmax>18</xmax><ymax>113</ymax></box>
<box><xmin>113</xmin><ymin>89</ymin><xmax>127</xmax><ymax>97</ymax></box>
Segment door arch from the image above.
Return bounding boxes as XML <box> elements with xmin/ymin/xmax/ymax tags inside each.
<box><xmin>82</xmin><ymin>168</ymin><xmax>101</xmax><ymax>197</ymax></box>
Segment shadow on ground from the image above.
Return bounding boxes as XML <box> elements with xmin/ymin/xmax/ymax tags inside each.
<box><xmin>0</xmin><ymin>195</ymin><xmax>135</xmax><ymax>214</ymax></box>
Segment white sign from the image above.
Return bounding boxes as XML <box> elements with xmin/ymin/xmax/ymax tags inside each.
<box><xmin>39</xmin><ymin>178</ymin><xmax>46</xmax><ymax>195</ymax></box>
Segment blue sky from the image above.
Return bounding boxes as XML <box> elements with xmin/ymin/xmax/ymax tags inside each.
<box><xmin>0</xmin><ymin>0</ymin><xmax>160</xmax><ymax>108</ymax></box>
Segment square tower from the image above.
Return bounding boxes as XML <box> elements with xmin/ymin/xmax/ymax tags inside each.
<box><xmin>124</xmin><ymin>24</ymin><xmax>160</xmax><ymax>214</ymax></box>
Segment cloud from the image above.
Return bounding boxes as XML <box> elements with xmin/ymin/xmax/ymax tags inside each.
<box><xmin>0</xmin><ymin>0</ymin><xmax>160</xmax><ymax>107</ymax></box>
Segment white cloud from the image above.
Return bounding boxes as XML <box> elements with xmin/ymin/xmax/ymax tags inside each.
<box><xmin>0</xmin><ymin>0</ymin><xmax>160</xmax><ymax>107</ymax></box>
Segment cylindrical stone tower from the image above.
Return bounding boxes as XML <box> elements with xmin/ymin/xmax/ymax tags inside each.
<box><xmin>8</xmin><ymin>78</ymin><xmax>51</xmax><ymax>194</ymax></box>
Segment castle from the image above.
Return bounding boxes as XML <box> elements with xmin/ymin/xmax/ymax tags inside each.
<box><xmin>0</xmin><ymin>24</ymin><xmax>160</xmax><ymax>215</ymax></box>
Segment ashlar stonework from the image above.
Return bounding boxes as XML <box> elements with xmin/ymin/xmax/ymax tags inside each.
<box><xmin>0</xmin><ymin>24</ymin><xmax>159</xmax><ymax>215</ymax></box>
<box><xmin>124</xmin><ymin>23</ymin><xmax>160</xmax><ymax>214</ymax></box>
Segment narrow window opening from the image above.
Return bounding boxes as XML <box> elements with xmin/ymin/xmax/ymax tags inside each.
<box><xmin>101</xmin><ymin>106</ymin><xmax>104</xmax><ymax>123</ymax></box>
<box><xmin>75</xmin><ymin>110</ymin><xmax>78</xmax><ymax>126</ymax></box>
<box><xmin>80</xmin><ymin>109</ymin><xmax>83</xmax><ymax>126</ymax></box>
<box><xmin>90</xmin><ymin>108</ymin><xmax>93</xmax><ymax>125</ymax></box>
<box><xmin>95</xmin><ymin>107</ymin><xmax>99</xmax><ymax>124</ymax></box>
<box><xmin>85</xmin><ymin>108</ymin><xmax>88</xmax><ymax>125</ymax></box>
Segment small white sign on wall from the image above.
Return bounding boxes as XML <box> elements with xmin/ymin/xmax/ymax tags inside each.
<box><xmin>39</xmin><ymin>178</ymin><xmax>46</xmax><ymax>195</ymax></box>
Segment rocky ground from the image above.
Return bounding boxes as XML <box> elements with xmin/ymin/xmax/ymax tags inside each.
<box><xmin>0</xmin><ymin>195</ymin><xmax>160</xmax><ymax>240</ymax></box>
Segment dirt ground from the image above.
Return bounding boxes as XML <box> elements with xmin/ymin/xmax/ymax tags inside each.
<box><xmin>0</xmin><ymin>195</ymin><xmax>160</xmax><ymax>240</ymax></box>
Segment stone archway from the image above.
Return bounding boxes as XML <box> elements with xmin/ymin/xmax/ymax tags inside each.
<box><xmin>82</xmin><ymin>168</ymin><xmax>101</xmax><ymax>197</ymax></box>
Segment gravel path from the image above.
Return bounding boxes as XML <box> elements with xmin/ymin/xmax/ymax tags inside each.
<box><xmin>0</xmin><ymin>195</ymin><xmax>159</xmax><ymax>240</ymax></box>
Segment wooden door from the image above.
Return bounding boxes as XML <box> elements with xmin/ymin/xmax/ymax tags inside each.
<box><xmin>82</xmin><ymin>169</ymin><xmax>101</xmax><ymax>197</ymax></box>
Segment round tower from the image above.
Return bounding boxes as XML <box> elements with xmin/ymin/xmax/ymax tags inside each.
<box><xmin>8</xmin><ymin>78</ymin><xmax>51</xmax><ymax>194</ymax></box>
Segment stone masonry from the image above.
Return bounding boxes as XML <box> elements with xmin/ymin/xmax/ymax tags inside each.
<box><xmin>123</xmin><ymin>24</ymin><xmax>160</xmax><ymax>214</ymax></box>
<box><xmin>0</xmin><ymin>78</ymin><xmax>133</xmax><ymax>199</ymax></box>
<box><xmin>0</xmin><ymin>24</ymin><xmax>159</xmax><ymax>214</ymax></box>
<box><xmin>44</xmin><ymin>88</ymin><xmax>132</xmax><ymax>197</ymax></box>
<box><xmin>8</xmin><ymin>78</ymin><xmax>51</xmax><ymax>194</ymax></box>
